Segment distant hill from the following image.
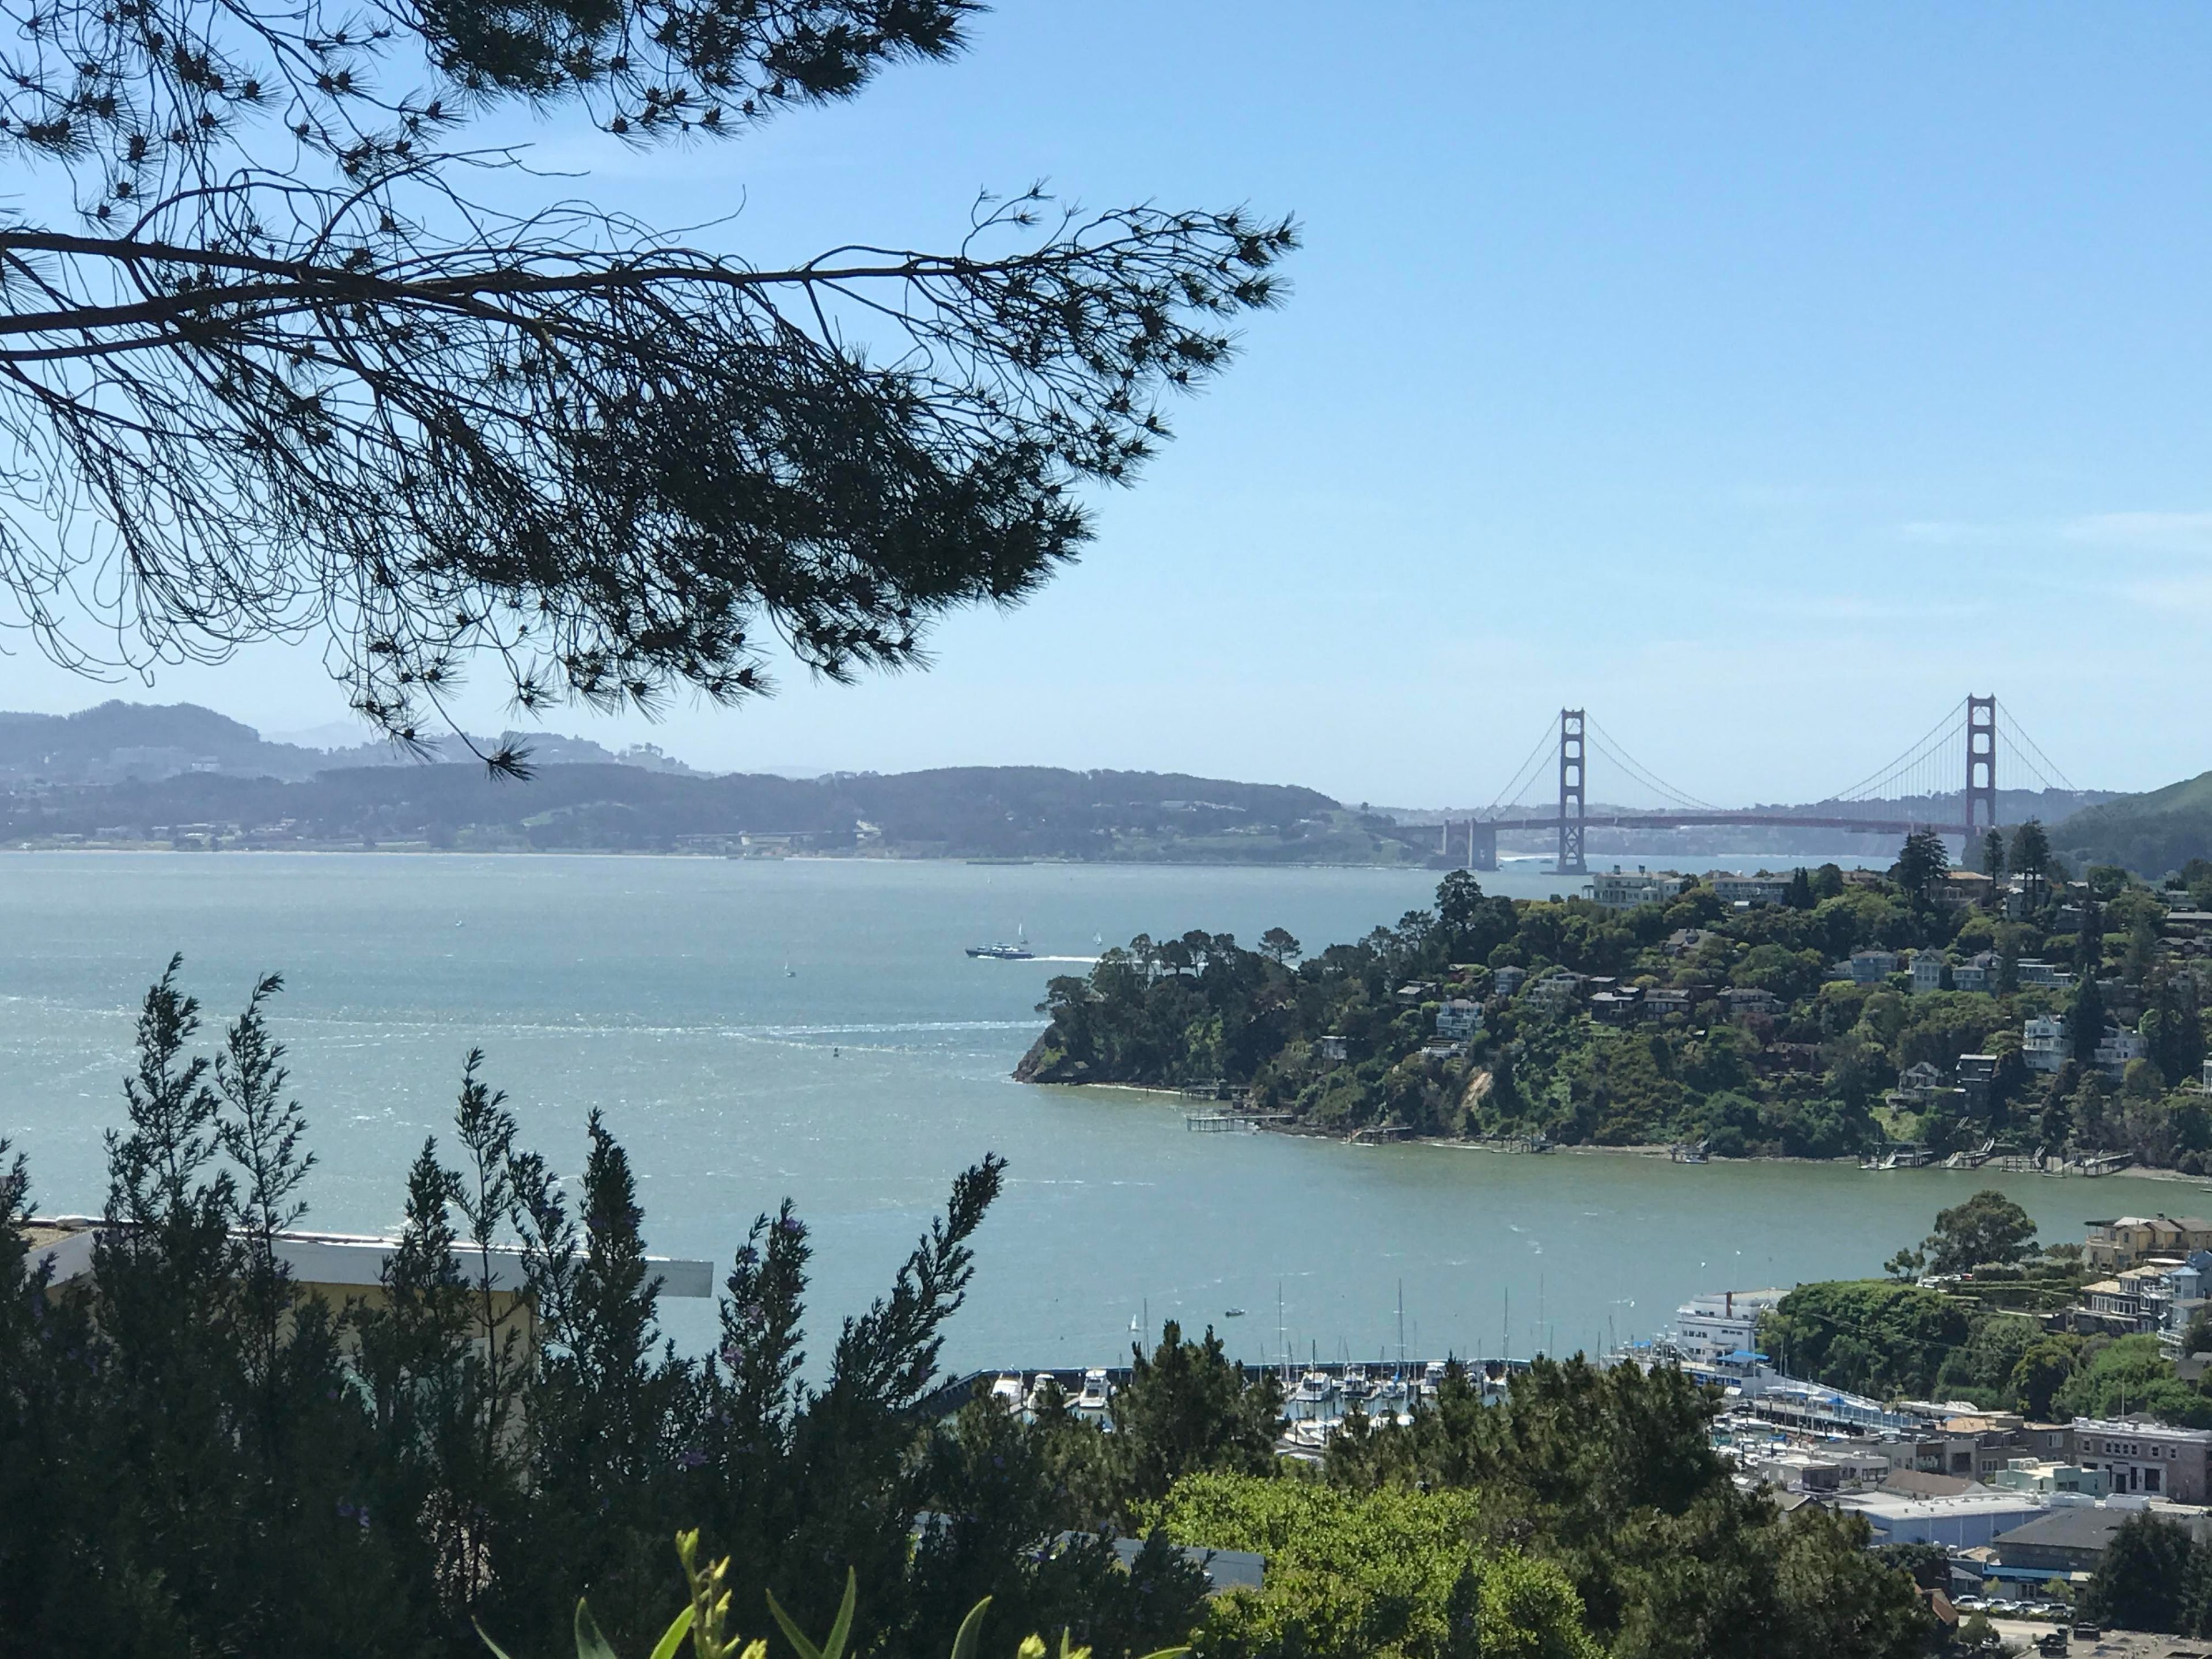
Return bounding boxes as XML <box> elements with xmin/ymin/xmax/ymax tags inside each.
<box><xmin>0</xmin><ymin>700</ymin><xmax>695</xmax><ymax>787</ymax></box>
<box><xmin>2051</xmin><ymin>771</ymin><xmax>2212</xmax><ymax>876</ymax></box>
<box><xmin>0</xmin><ymin>755</ymin><xmax>1426</xmax><ymax>862</ymax></box>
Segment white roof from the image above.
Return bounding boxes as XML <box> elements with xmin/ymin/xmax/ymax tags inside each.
<box><xmin>31</xmin><ymin>1221</ymin><xmax>713</xmax><ymax>1298</ymax></box>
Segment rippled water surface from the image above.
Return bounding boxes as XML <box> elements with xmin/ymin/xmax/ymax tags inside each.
<box><xmin>0</xmin><ymin>853</ymin><xmax>2168</xmax><ymax>1372</ymax></box>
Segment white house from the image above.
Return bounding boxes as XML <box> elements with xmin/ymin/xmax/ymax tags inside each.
<box><xmin>2024</xmin><ymin>1014</ymin><xmax>2068</xmax><ymax>1073</ymax></box>
<box><xmin>1711</xmin><ymin>873</ymin><xmax>1794</xmax><ymax>907</ymax></box>
<box><xmin>2093</xmin><ymin>1026</ymin><xmax>2150</xmax><ymax>1078</ymax></box>
<box><xmin>1435</xmin><ymin>998</ymin><xmax>1484</xmax><ymax>1040</ymax></box>
<box><xmin>1586</xmin><ymin>869</ymin><xmax>1690</xmax><ymax>911</ymax></box>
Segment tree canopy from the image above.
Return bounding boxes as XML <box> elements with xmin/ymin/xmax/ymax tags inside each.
<box><xmin>0</xmin><ymin>0</ymin><xmax>1292</xmax><ymax>764</ymax></box>
<box><xmin>1922</xmin><ymin>1190</ymin><xmax>2037</xmax><ymax>1275</ymax></box>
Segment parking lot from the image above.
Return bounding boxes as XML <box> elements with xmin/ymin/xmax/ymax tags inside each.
<box><xmin>1986</xmin><ymin>1620</ymin><xmax>2212</xmax><ymax>1657</ymax></box>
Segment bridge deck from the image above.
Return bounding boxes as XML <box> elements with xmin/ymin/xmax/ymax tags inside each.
<box><xmin>1472</xmin><ymin>812</ymin><xmax>1968</xmax><ymax>835</ymax></box>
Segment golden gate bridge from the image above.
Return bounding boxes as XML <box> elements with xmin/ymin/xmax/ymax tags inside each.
<box><xmin>1446</xmin><ymin>695</ymin><xmax>2075</xmax><ymax>875</ymax></box>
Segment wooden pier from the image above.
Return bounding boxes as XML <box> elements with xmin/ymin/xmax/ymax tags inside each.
<box><xmin>1185</xmin><ymin>1112</ymin><xmax>1292</xmax><ymax>1132</ymax></box>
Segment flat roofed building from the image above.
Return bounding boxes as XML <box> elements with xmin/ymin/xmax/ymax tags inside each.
<box><xmin>2069</xmin><ymin>1417</ymin><xmax>2212</xmax><ymax>1502</ymax></box>
<box><xmin>1586</xmin><ymin>869</ymin><xmax>1688</xmax><ymax>910</ymax></box>
<box><xmin>1711</xmin><ymin>873</ymin><xmax>1793</xmax><ymax>907</ymax></box>
<box><xmin>2085</xmin><ymin>1217</ymin><xmax>2212</xmax><ymax>1272</ymax></box>
<box><xmin>1831</xmin><ymin>1490</ymin><xmax>2047</xmax><ymax>1549</ymax></box>
<box><xmin>26</xmin><ymin>1216</ymin><xmax>713</xmax><ymax>1346</ymax></box>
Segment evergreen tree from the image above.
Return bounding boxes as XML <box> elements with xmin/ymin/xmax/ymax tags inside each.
<box><xmin>2077</xmin><ymin>895</ymin><xmax>2106</xmax><ymax>976</ymax></box>
<box><xmin>1785</xmin><ymin>868</ymin><xmax>1815</xmax><ymax>911</ymax></box>
<box><xmin>1892</xmin><ymin>831</ymin><xmax>1950</xmax><ymax>908</ymax></box>
<box><xmin>2010</xmin><ymin>820</ymin><xmax>2052</xmax><ymax>910</ymax></box>
<box><xmin>2069</xmin><ymin>974</ymin><xmax>2108</xmax><ymax>1067</ymax></box>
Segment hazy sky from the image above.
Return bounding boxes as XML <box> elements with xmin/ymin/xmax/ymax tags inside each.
<box><xmin>9</xmin><ymin>4</ymin><xmax>2212</xmax><ymax>805</ymax></box>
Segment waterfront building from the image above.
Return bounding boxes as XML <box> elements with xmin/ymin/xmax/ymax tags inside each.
<box><xmin>1711</xmin><ymin>873</ymin><xmax>1793</xmax><ymax>907</ymax></box>
<box><xmin>2094</xmin><ymin>1024</ymin><xmax>2150</xmax><ymax>1077</ymax></box>
<box><xmin>2084</xmin><ymin>1218</ymin><xmax>2212</xmax><ymax>1272</ymax></box>
<box><xmin>1586</xmin><ymin>868</ymin><xmax>1690</xmax><ymax>910</ymax></box>
<box><xmin>1669</xmin><ymin>1289</ymin><xmax>1787</xmax><ymax>1374</ymax></box>
<box><xmin>1896</xmin><ymin>1060</ymin><xmax>1945</xmax><ymax>1097</ymax></box>
<box><xmin>2022</xmin><ymin>1014</ymin><xmax>2067</xmax><ymax>1072</ymax></box>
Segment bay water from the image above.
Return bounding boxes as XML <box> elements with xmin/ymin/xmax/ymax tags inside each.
<box><xmin>0</xmin><ymin>853</ymin><xmax>2169</xmax><ymax>1374</ymax></box>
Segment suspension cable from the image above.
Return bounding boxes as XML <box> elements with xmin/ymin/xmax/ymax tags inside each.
<box><xmin>1998</xmin><ymin>707</ymin><xmax>2076</xmax><ymax>793</ymax></box>
<box><xmin>1830</xmin><ymin>698</ymin><xmax>1967</xmax><ymax>802</ymax></box>
<box><xmin>1584</xmin><ymin>717</ymin><xmax>1720</xmax><ymax>812</ymax></box>
<box><xmin>1486</xmin><ymin>719</ymin><xmax>1559</xmax><ymax>815</ymax></box>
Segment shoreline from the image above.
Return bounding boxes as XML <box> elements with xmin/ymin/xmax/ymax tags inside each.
<box><xmin>1031</xmin><ymin>1080</ymin><xmax>2212</xmax><ymax>1185</ymax></box>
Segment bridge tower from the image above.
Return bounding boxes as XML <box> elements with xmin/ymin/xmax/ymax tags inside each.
<box><xmin>1965</xmin><ymin>695</ymin><xmax>1997</xmax><ymax>833</ymax></box>
<box><xmin>1556</xmin><ymin>709</ymin><xmax>1586</xmax><ymax>876</ymax></box>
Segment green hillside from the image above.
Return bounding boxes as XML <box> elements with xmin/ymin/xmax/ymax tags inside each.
<box><xmin>2057</xmin><ymin>769</ymin><xmax>2212</xmax><ymax>876</ymax></box>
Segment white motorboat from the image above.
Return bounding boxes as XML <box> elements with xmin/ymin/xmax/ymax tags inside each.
<box><xmin>1420</xmin><ymin>1359</ymin><xmax>1449</xmax><ymax>1398</ymax></box>
<box><xmin>1293</xmin><ymin>1369</ymin><xmax>1335</xmax><ymax>1406</ymax></box>
<box><xmin>1023</xmin><ymin>1372</ymin><xmax>1063</xmax><ymax>1413</ymax></box>
<box><xmin>1074</xmin><ymin>1368</ymin><xmax>1112</xmax><ymax>1412</ymax></box>
<box><xmin>988</xmin><ymin>1372</ymin><xmax>1024</xmax><ymax>1410</ymax></box>
<box><xmin>1340</xmin><ymin>1363</ymin><xmax>1373</xmax><ymax>1403</ymax></box>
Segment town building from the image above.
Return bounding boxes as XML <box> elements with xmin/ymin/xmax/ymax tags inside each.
<box><xmin>1990</xmin><ymin>1460</ymin><xmax>2111</xmax><ymax>1498</ymax></box>
<box><xmin>1719</xmin><ymin>987</ymin><xmax>1782</xmax><ymax>1018</ymax></box>
<box><xmin>2085</xmin><ymin>1218</ymin><xmax>2212</xmax><ymax>1272</ymax></box>
<box><xmin>1711</xmin><ymin>873</ymin><xmax>1794</xmax><ymax>907</ymax></box>
<box><xmin>27</xmin><ymin>1217</ymin><xmax>714</xmax><ymax>1346</ymax></box>
<box><xmin>1936</xmin><ymin>870</ymin><xmax>1995</xmax><ymax>908</ymax></box>
<box><xmin>1896</xmin><ymin>1060</ymin><xmax>1945</xmax><ymax>1097</ymax></box>
<box><xmin>1434</xmin><ymin>998</ymin><xmax>1484</xmax><ymax>1041</ymax></box>
<box><xmin>1831</xmin><ymin>1490</ymin><xmax>2047</xmax><ymax>1549</ymax></box>
<box><xmin>1586</xmin><ymin>869</ymin><xmax>1689</xmax><ymax>910</ymax></box>
<box><xmin>1669</xmin><ymin>1289</ymin><xmax>1788</xmax><ymax>1374</ymax></box>
<box><xmin>1956</xmin><ymin>1054</ymin><xmax>1997</xmax><ymax>1112</ymax></box>
<box><xmin>1911</xmin><ymin>950</ymin><xmax>1998</xmax><ymax>995</ymax></box>
<box><xmin>2067</xmin><ymin>1418</ymin><xmax>2212</xmax><ymax>1501</ymax></box>
<box><xmin>2022</xmin><ymin>1014</ymin><xmax>2067</xmax><ymax>1072</ymax></box>
<box><xmin>1986</xmin><ymin>1507</ymin><xmax>2141</xmax><ymax>1588</ymax></box>
<box><xmin>1836</xmin><ymin>949</ymin><xmax>1901</xmax><ymax>984</ymax></box>
<box><xmin>2093</xmin><ymin>1024</ymin><xmax>2150</xmax><ymax>1077</ymax></box>
<box><xmin>1588</xmin><ymin>986</ymin><xmax>1645</xmax><ymax>1025</ymax></box>
<box><xmin>1521</xmin><ymin>971</ymin><xmax>1585</xmax><ymax>1014</ymax></box>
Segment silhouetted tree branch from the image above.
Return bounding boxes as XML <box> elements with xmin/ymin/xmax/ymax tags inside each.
<box><xmin>1</xmin><ymin>0</ymin><xmax>1294</xmax><ymax>769</ymax></box>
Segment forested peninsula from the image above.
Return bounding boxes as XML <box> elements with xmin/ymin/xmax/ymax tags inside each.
<box><xmin>1017</xmin><ymin>839</ymin><xmax>2212</xmax><ymax>1166</ymax></box>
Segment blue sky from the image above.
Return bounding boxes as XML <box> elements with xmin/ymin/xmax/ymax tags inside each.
<box><xmin>10</xmin><ymin>3</ymin><xmax>2212</xmax><ymax>805</ymax></box>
